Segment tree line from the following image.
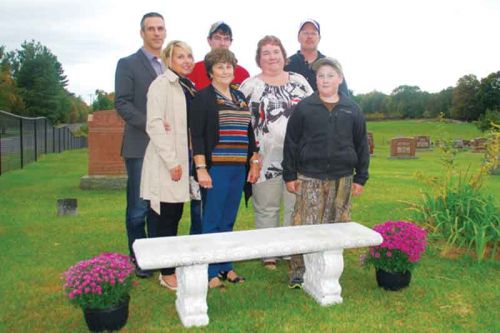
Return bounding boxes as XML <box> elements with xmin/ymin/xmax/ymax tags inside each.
<box><xmin>1</xmin><ymin>40</ymin><xmax>498</xmax><ymax>129</ymax></box>
<box><xmin>353</xmin><ymin>72</ymin><xmax>500</xmax><ymax>130</ymax></box>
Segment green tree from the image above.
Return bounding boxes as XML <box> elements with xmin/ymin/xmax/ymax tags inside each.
<box><xmin>68</xmin><ymin>93</ymin><xmax>91</xmax><ymax>123</ymax></box>
<box><xmin>357</xmin><ymin>91</ymin><xmax>388</xmax><ymax>114</ymax></box>
<box><xmin>9</xmin><ymin>40</ymin><xmax>70</xmax><ymax>123</ymax></box>
<box><xmin>389</xmin><ymin>85</ymin><xmax>428</xmax><ymax>118</ymax></box>
<box><xmin>0</xmin><ymin>46</ymin><xmax>25</xmax><ymax>114</ymax></box>
<box><xmin>451</xmin><ymin>74</ymin><xmax>480</xmax><ymax>121</ymax></box>
<box><xmin>91</xmin><ymin>89</ymin><xmax>115</xmax><ymax>111</ymax></box>
<box><xmin>425</xmin><ymin>87</ymin><xmax>453</xmax><ymax>118</ymax></box>
<box><xmin>476</xmin><ymin>109</ymin><xmax>500</xmax><ymax>132</ymax></box>
<box><xmin>477</xmin><ymin>71</ymin><xmax>500</xmax><ymax>113</ymax></box>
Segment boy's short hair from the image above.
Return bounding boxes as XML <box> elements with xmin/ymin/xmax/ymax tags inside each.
<box><xmin>313</xmin><ymin>57</ymin><xmax>343</xmax><ymax>77</ymax></box>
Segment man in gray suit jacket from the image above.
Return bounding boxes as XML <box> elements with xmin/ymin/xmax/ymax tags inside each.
<box><xmin>115</xmin><ymin>12</ymin><xmax>166</xmax><ymax>278</ymax></box>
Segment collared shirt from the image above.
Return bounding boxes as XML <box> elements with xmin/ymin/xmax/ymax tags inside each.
<box><xmin>141</xmin><ymin>47</ymin><xmax>165</xmax><ymax>76</ymax></box>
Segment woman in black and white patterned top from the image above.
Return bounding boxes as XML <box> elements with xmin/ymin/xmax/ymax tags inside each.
<box><xmin>239</xmin><ymin>35</ymin><xmax>313</xmax><ymax>271</ymax></box>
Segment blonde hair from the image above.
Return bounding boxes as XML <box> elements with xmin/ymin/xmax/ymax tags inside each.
<box><xmin>161</xmin><ymin>40</ymin><xmax>193</xmax><ymax>68</ymax></box>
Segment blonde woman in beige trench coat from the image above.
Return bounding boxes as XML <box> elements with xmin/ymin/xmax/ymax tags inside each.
<box><xmin>140</xmin><ymin>41</ymin><xmax>193</xmax><ymax>291</ymax></box>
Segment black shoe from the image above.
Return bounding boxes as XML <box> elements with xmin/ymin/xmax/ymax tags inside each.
<box><xmin>134</xmin><ymin>263</ymin><xmax>153</xmax><ymax>278</ymax></box>
<box><xmin>288</xmin><ymin>277</ymin><xmax>303</xmax><ymax>289</ymax></box>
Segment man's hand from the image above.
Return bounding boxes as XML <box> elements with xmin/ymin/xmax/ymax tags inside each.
<box><xmin>286</xmin><ymin>180</ymin><xmax>298</xmax><ymax>193</ymax></box>
<box><xmin>351</xmin><ymin>183</ymin><xmax>364</xmax><ymax>197</ymax></box>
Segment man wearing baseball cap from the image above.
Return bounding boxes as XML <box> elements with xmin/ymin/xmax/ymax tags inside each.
<box><xmin>284</xmin><ymin>19</ymin><xmax>349</xmax><ymax>94</ymax></box>
<box><xmin>188</xmin><ymin>21</ymin><xmax>250</xmax><ymax>90</ymax></box>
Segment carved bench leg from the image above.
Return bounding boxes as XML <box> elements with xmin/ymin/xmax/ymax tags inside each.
<box><xmin>303</xmin><ymin>249</ymin><xmax>344</xmax><ymax>306</ymax></box>
<box><xmin>175</xmin><ymin>264</ymin><xmax>209</xmax><ymax>327</ymax></box>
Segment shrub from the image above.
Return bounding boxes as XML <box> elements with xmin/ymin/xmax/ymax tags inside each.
<box><xmin>475</xmin><ymin>109</ymin><xmax>500</xmax><ymax>132</ymax></box>
<box><xmin>411</xmin><ymin>175</ymin><xmax>499</xmax><ymax>261</ymax></box>
<box><xmin>409</xmin><ymin>134</ymin><xmax>500</xmax><ymax>262</ymax></box>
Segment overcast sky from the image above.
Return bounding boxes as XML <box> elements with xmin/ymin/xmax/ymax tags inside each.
<box><xmin>1</xmin><ymin>0</ymin><xmax>499</xmax><ymax>105</ymax></box>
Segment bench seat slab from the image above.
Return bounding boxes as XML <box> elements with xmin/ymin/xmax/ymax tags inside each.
<box><xmin>133</xmin><ymin>223</ymin><xmax>382</xmax><ymax>269</ymax></box>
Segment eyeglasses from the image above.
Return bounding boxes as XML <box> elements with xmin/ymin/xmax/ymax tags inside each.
<box><xmin>300</xmin><ymin>31</ymin><xmax>319</xmax><ymax>37</ymax></box>
<box><xmin>212</xmin><ymin>35</ymin><xmax>232</xmax><ymax>42</ymax></box>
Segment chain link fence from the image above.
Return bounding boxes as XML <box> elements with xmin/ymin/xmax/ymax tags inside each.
<box><xmin>0</xmin><ymin>110</ymin><xmax>87</xmax><ymax>175</ymax></box>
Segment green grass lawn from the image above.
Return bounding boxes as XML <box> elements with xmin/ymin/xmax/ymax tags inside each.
<box><xmin>0</xmin><ymin>120</ymin><xmax>499</xmax><ymax>332</ymax></box>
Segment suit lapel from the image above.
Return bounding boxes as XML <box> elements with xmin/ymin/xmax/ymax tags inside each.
<box><xmin>137</xmin><ymin>49</ymin><xmax>157</xmax><ymax>80</ymax></box>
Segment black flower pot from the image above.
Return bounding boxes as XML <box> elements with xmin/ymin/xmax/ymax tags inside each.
<box><xmin>376</xmin><ymin>269</ymin><xmax>411</xmax><ymax>291</ymax></box>
<box><xmin>83</xmin><ymin>296</ymin><xmax>129</xmax><ymax>332</ymax></box>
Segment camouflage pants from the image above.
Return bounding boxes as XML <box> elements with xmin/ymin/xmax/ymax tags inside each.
<box><xmin>289</xmin><ymin>175</ymin><xmax>353</xmax><ymax>280</ymax></box>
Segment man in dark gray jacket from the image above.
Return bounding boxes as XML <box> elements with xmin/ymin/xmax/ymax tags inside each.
<box><xmin>285</xmin><ymin>19</ymin><xmax>349</xmax><ymax>95</ymax></box>
<box><xmin>115</xmin><ymin>12</ymin><xmax>166</xmax><ymax>278</ymax></box>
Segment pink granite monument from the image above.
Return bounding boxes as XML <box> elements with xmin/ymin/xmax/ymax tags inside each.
<box><xmin>390</xmin><ymin>137</ymin><xmax>417</xmax><ymax>159</ymax></box>
<box><xmin>80</xmin><ymin>110</ymin><xmax>127</xmax><ymax>189</ymax></box>
<box><xmin>415</xmin><ymin>135</ymin><xmax>431</xmax><ymax>149</ymax></box>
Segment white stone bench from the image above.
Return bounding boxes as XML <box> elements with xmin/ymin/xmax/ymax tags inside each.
<box><xmin>133</xmin><ymin>222</ymin><xmax>382</xmax><ymax>327</ymax></box>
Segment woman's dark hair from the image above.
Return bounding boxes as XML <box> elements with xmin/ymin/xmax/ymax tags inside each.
<box><xmin>204</xmin><ymin>49</ymin><xmax>238</xmax><ymax>79</ymax></box>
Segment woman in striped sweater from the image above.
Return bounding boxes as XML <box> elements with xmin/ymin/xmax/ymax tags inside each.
<box><xmin>189</xmin><ymin>48</ymin><xmax>260</xmax><ymax>289</ymax></box>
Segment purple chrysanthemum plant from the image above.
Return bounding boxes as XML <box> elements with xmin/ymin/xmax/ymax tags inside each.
<box><xmin>362</xmin><ymin>221</ymin><xmax>427</xmax><ymax>273</ymax></box>
<box><xmin>63</xmin><ymin>253</ymin><xmax>135</xmax><ymax>309</ymax></box>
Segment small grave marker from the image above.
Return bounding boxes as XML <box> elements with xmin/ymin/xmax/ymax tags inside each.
<box><xmin>470</xmin><ymin>138</ymin><xmax>487</xmax><ymax>153</ymax></box>
<box><xmin>415</xmin><ymin>135</ymin><xmax>431</xmax><ymax>150</ymax></box>
<box><xmin>367</xmin><ymin>132</ymin><xmax>374</xmax><ymax>155</ymax></box>
<box><xmin>390</xmin><ymin>137</ymin><xmax>417</xmax><ymax>159</ymax></box>
<box><xmin>57</xmin><ymin>199</ymin><xmax>77</xmax><ymax>216</ymax></box>
<box><xmin>453</xmin><ymin>139</ymin><xmax>464</xmax><ymax>149</ymax></box>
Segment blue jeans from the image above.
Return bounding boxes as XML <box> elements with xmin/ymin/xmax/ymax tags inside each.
<box><xmin>125</xmin><ymin>158</ymin><xmax>149</xmax><ymax>259</ymax></box>
<box><xmin>201</xmin><ymin>165</ymin><xmax>245</xmax><ymax>279</ymax></box>
<box><xmin>189</xmin><ymin>200</ymin><xmax>202</xmax><ymax>235</ymax></box>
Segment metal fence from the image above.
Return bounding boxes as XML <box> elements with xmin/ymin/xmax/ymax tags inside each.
<box><xmin>0</xmin><ymin>110</ymin><xmax>87</xmax><ymax>175</ymax></box>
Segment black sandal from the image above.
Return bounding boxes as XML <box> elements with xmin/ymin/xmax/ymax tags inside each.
<box><xmin>218</xmin><ymin>270</ymin><xmax>245</xmax><ymax>283</ymax></box>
